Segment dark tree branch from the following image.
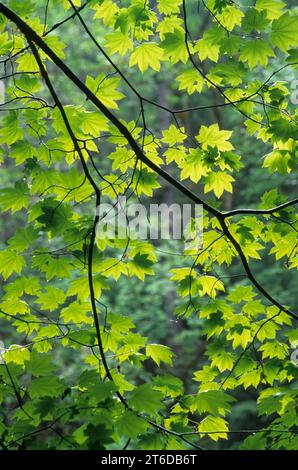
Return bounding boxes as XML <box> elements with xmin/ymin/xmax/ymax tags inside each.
<box><xmin>223</xmin><ymin>198</ymin><xmax>298</xmax><ymax>218</ymax></box>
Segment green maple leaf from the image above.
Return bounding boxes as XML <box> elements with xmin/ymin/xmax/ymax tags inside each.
<box><xmin>0</xmin><ymin>250</ymin><xmax>25</xmax><ymax>280</ymax></box>
<box><xmin>239</xmin><ymin>40</ymin><xmax>275</xmax><ymax>68</ymax></box>
<box><xmin>195</xmin><ymin>37</ymin><xmax>220</xmax><ymax>62</ymax></box>
<box><xmin>61</xmin><ymin>301</ymin><xmax>91</xmax><ymax>324</ymax></box>
<box><xmin>29</xmin><ymin>376</ymin><xmax>65</xmax><ymax>398</ymax></box>
<box><xmin>129</xmin><ymin>384</ymin><xmax>164</xmax><ymax>415</ymax></box>
<box><xmin>8</xmin><ymin>227</ymin><xmax>37</xmax><ymax>253</ymax></box>
<box><xmin>31</xmin><ymin>254</ymin><xmax>73</xmax><ymax>281</ymax></box>
<box><xmin>146</xmin><ymin>344</ymin><xmax>174</xmax><ymax>366</ymax></box>
<box><xmin>211</xmin><ymin>352</ymin><xmax>235</xmax><ymax>372</ymax></box>
<box><xmin>97</xmin><ymin>258</ymin><xmax>128</xmax><ymax>281</ymax></box>
<box><xmin>0</xmin><ymin>182</ymin><xmax>29</xmax><ymax>213</ymax></box>
<box><xmin>10</xmin><ymin>140</ymin><xmax>35</xmax><ymax>165</ymax></box>
<box><xmin>242</xmin><ymin>8</ymin><xmax>270</xmax><ymax>32</ymax></box>
<box><xmin>204</xmin><ymin>172</ymin><xmax>235</xmax><ymax>198</ymax></box>
<box><xmin>4</xmin><ymin>344</ymin><xmax>30</xmax><ymax>365</ymax></box>
<box><xmin>36</xmin><ymin>286</ymin><xmax>66</xmax><ymax>311</ymax></box>
<box><xmin>199</xmin><ymin>275</ymin><xmax>225</xmax><ymax>298</ymax></box>
<box><xmin>80</xmin><ymin>111</ymin><xmax>109</xmax><ymax>136</ymax></box>
<box><xmin>240</xmin><ymin>433</ymin><xmax>267</xmax><ymax>450</ymax></box>
<box><xmin>133</xmin><ymin>169</ymin><xmax>161</xmax><ymax>196</ymax></box>
<box><xmin>269</xmin><ymin>118</ymin><xmax>298</xmax><ymax>142</ymax></box>
<box><xmin>139</xmin><ymin>433</ymin><xmax>167</xmax><ymax>450</ymax></box>
<box><xmin>255</xmin><ymin>0</ymin><xmax>285</xmax><ymax>20</ymax></box>
<box><xmin>180</xmin><ymin>149</ymin><xmax>208</xmax><ymax>183</ymax></box>
<box><xmin>263</xmin><ymin>149</ymin><xmax>290</xmax><ymax>174</ymax></box>
<box><xmin>85</xmin><ymin>74</ymin><xmax>124</xmax><ymax>109</ymax></box>
<box><xmin>105</xmin><ymin>31</ymin><xmax>133</xmax><ymax>56</ymax></box>
<box><xmin>129</xmin><ymin>43</ymin><xmax>164</xmax><ymax>72</ymax></box>
<box><xmin>176</xmin><ymin>69</ymin><xmax>204</xmax><ymax>94</ymax></box>
<box><xmin>198</xmin><ymin>415</ymin><xmax>229</xmax><ymax>441</ymax></box>
<box><xmin>216</xmin><ymin>5</ymin><xmax>244</xmax><ymax>31</ymax></box>
<box><xmin>161</xmin><ymin>29</ymin><xmax>189</xmax><ymax>64</ymax></box>
<box><xmin>161</xmin><ymin>124</ymin><xmax>187</xmax><ymax>146</ymax></box>
<box><xmin>197</xmin><ymin>124</ymin><xmax>234</xmax><ymax>151</ymax></box>
<box><xmin>192</xmin><ymin>390</ymin><xmax>235</xmax><ymax>416</ymax></box>
<box><xmin>116</xmin><ymin>411</ymin><xmax>148</xmax><ymax>439</ymax></box>
<box><xmin>271</xmin><ymin>13</ymin><xmax>298</xmax><ymax>52</ymax></box>
<box><xmin>157</xmin><ymin>0</ymin><xmax>181</xmax><ymax>15</ymax></box>
<box><xmin>26</xmin><ymin>351</ymin><xmax>57</xmax><ymax>377</ymax></box>
<box><xmin>93</xmin><ymin>0</ymin><xmax>119</xmax><ymax>26</ymax></box>
<box><xmin>228</xmin><ymin>285</ymin><xmax>256</xmax><ymax>303</ymax></box>
<box><xmin>152</xmin><ymin>375</ymin><xmax>183</xmax><ymax>398</ymax></box>
<box><xmin>127</xmin><ymin>253</ymin><xmax>154</xmax><ymax>280</ymax></box>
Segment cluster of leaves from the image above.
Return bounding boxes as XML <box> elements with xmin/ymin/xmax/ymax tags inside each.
<box><xmin>0</xmin><ymin>0</ymin><xmax>297</xmax><ymax>451</ymax></box>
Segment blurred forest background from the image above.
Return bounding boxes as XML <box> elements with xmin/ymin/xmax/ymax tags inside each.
<box><xmin>0</xmin><ymin>0</ymin><xmax>297</xmax><ymax>449</ymax></box>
